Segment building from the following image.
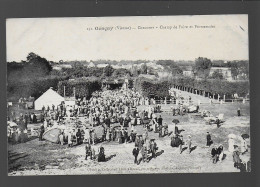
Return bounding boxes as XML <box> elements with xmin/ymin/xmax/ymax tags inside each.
<box><xmin>209</xmin><ymin>67</ymin><xmax>232</xmax><ymax>81</ymax></box>
<box><xmin>34</xmin><ymin>88</ymin><xmax>65</xmax><ymax>110</ymax></box>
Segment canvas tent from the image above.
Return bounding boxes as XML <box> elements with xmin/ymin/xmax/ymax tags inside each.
<box><xmin>42</xmin><ymin>128</ymin><xmax>61</xmax><ymax>143</ymax></box>
<box><xmin>34</xmin><ymin>88</ymin><xmax>65</xmax><ymax>110</ymax></box>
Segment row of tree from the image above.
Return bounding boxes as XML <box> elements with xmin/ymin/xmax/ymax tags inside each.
<box><xmin>57</xmin><ymin>79</ymin><xmax>102</xmax><ymax>99</ymax></box>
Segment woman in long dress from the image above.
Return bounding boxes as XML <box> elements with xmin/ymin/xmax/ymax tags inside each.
<box><xmin>228</xmin><ymin>137</ymin><xmax>235</xmax><ymax>152</ymax></box>
<box><xmin>84</xmin><ymin>128</ymin><xmax>90</xmax><ymax>144</ymax></box>
<box><xmin>67</xmin><ymin>131</ymin><xmax>72</xmax><ymax>147</ymax></box>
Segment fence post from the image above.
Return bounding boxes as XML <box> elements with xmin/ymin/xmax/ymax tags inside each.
<box><xmin>64</xmin><ymin>86</ymin><xmax>66</xmax><ymax>97</ymax></box>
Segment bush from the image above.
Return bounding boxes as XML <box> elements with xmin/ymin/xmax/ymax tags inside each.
<box><xmin>134</xmin><ymin>78</ymin><xmax>171</xmax><ymax>98</ymax></box>
<box><xmin>7</xmin><ymin>76</ymin><xmax>64</xmax><ymax>100</ymax></box>
<box><xmin>57</xmin><ymin>79</ymin><xmax>102</xmax><ymax>99</ymax></box>
<box><xmin>169</xmin><ymin>77</ymin><xmax>249</xmax><ymax>97</ymax></box>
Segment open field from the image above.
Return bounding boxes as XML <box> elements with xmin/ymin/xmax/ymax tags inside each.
<box><xmin>8</xmin><ymin>102</ymin><xmax>250</xmax><ymax>175</ymax></box>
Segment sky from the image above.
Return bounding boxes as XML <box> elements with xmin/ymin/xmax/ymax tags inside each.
<box><xmin>6</xmin><ymin>15</ymin><xmax>248</xmax><ymax>62</ymax></box>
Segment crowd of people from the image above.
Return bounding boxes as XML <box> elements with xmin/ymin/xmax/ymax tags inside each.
<box><xmin>7</xmin><ymin>87</ymin><xmax>250</xmax><ymax>172</ymax></box>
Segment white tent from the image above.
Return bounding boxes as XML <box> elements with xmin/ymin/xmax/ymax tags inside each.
<box><xmin>34</xmin><ymin>88</ymin><xmax>65</xmax><ymax>110</ymax></box>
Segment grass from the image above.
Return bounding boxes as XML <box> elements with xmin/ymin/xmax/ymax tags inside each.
<box><xmin>8</xmin><ymin>102</ymin><xmax>250</xmax><ymax>175</ymax></box>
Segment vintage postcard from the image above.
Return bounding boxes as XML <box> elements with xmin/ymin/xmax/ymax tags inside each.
<box><xmin>6</xmin><ymin>15</ymin><xmax>250</xmax><ymax>175</ymax></box>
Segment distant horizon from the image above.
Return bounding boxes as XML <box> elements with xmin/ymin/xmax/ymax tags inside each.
<box><xmin>7</xmin><ymin>54</ymin><xmax>248</xmax><ymax>63</ymax></box>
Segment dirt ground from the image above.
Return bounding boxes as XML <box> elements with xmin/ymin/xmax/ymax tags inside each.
<box><xmin>8</xmin><ymin>101</ymin><xmax>250</xmax><ymax>176</ymax></box>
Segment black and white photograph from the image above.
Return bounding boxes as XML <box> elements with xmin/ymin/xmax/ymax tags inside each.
<box><xmin>6</xmin><ymin>15</ymin><xmax>250</xmax><ymax>176</ymax></box>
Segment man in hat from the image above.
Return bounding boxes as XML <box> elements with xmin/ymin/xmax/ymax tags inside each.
<box><xmin>211</xmin><ymin>145</ymin><xmax>218</xmax><ymax>164</ymax></box>
<box><xmin>123</xmin><ymin>128</ymin><xmax>128</xmax><ymax>144</ymax></box>
<box><xmin>132</xmin><ymin>146</ymin><xmax>139</xmax><ymax>164</ymax></box>
<box><xmin>158</xmin><ymin>123</ymin><xmax>163</xmax><ymax>138</ymax></box>
<box><xmin>141</xmin><ymin>144</ymin><xmax>148</xmax><ymax>163</ymax></box>
<box><xmin>216</xmin><ymin>117</ymin><xmax>221</xmax><ymax>128</ymax></box>
<box><xmin>76</xmin><ymin>129</ymin><xmax>82</xmax><ymax>145</ymax></box>
<box><xmin>135</xmin><ymin>135</ymin><xmax>140</xmax><ymax>147</ymax></box>
<box><xmin>233</xmin><ymin>145</ymin><xmax>242</xmax><ymax>169</ymax></box>
<box><xmin>158</xmin><ymin>115</ymin><xmax>163</xmax><ymax>126</ymax></box>
<box><xmin>237</xmin><ymin>108</ymin><xmax>241</xmax><ymax>116</ymax></box>
<box><xmin>217</xmin><ymin>144</ymin><xmax>224</xmax><ymax>162</ymax></box>
<box><xmin>39</xmin><ymin>124</ymin><xmax>45</xmax><ymax>141</ymax></box>
<box><xmin>139</xmin><ymin>136</ymin><xmax>144</xmax><ymax>150</ymax></box>
<box><xmin>206</xmin><ymin>132</ymin><xmax>213</xmax><ymax>147</ymax></box>
<box><xmin>150</xmin><ymin>139</ymin><xmax>158</xmax><ymax>159</ymax></box>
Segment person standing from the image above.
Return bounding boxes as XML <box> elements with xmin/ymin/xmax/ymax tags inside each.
<box><xmin>217</xmin><ymin>144</ymin><xmax>224</xmax><ymax>162</ymax></box>
<box><xmin>67</xmin><ymin>131</ymin><xmax>73</xmax><ymax>147</ymax></box>
<box><xmin>84</xmin><ymin>128</ymin><xmax>90</xmax><ymax>144</ymax></box>
<box><xmin>237</xmin><ymin>108</ymin><xmax>241</xmax><ymax>116</ymax></box>
<box><xmin>118</xmin><ymin>129</ymin><xmax>123</xmax><ymax>144</ymax></box>
<box><xmin>241</xmin><ymin>137</ymin><xmax>248</xmax><ymax>154</ymax></box>
<box><xmin>39</xmin><ymin>124</ymin><xmax>45</xmax><ymax>141</ymax></box>
<box><xmin>132</xmin><ymin>146</ymin><xmax>139</xmax><ymax>164</ymax></box>
<box><xmin>228</xmin><ymin>137</ymin><xmax>235</xmax><ymax>152</ymax></box>
<box><xmin>123</xmin><ymin>128</ymin><xmax>128</xmax><ymax>144</ymax></box>
<box><xmin>85</xmin><ymin>143</ymin><xmax>92</xmax><ymax>160</ymax></box>
<box><xmin>141</xmin><ymin>144</ymin><xmax>148</xmax><ymax>163</ymax></box>
<box><xmin>187</xmin><ymin>135</ymin><xmax>192</xmax><ymax>154</ymax></box>
<box><xmin>33</xmin><ymin>113</ymin><xmax>37</xmax><ymax>123</ymax></box>
<box><xmin>76</xmin><ymin>129</ymin><xmax>82</xmax><ymax>145</ymax></box>
<box><xmin>150</xmin><ymin>139</ymin><xmax>157</xmax><ymax>159</ymax></box>
<box><xmin>102</xmin><ymin>126</ymin><xmax>106</xmax><ymax>142</ymax></box>
<box><xmin>179</xmin><ymin>135</ymin><xmax>184</xmax><ymax>154</ymax></box>
<box><xmin>59</xmin><ymin>132</ymin><xmax>64</xmax><ymax>145</ymax></box>
<box><xmin>211</xmin><ymin>145</ymin><xmax>218</xmax><ymax>164</ymax></box>
<box><xmin>106</xmin><ymin>127</ymin><xmax>111</xmax><ymax>142</ymax></box>
<box><xmin>158</xmin><ymin>115</ymin><xmax>163</xmax><ymax>126</ymax></box>
<box><xmin>206</xmin><ymin>132</ymin><xmax>213</xmax><ymax>147</ymax></box>
<box><xmin>98</xmin><ymin>146</ymin><xmax>106</xmax><ymax>162</ymax></box>
<box><xmin>158</xmin><ymin>124</ymin><xmax>163</xmax><ymax>138</ymax></box>
<box><xmin>233</xmin><ymin>145</ymin><xmax>242</xmax><ymax>169</ymax></box>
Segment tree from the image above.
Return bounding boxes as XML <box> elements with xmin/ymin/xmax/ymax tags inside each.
<box><xmin>140</xmin><ymin>64</ymin><xmax>148</xmax><ymax>74</ymax></box>
<box><xmin>192</xmin><ymin>57</ymin><xmax>212</xmax><ymax>79</ymax></box>
<box><xmin>237</xmin><ymin>60</ymin><xmax>249</xmax><ymax>79</ymax></box>
<box><xmin>103</xmin><ymin>65</ymin><xmax>114</xmax><ymax>77</ymax></box>
<box><xmin>211</xmin><ymin>70</ymin><xmax>224</xmax><ymax>80</ymax></box>
<box><xmin>157</xmin><ymin>60</ymin><xmax>183</xmax><ymax>76</ymax></box>
<box><xmin>26</xmin><ymin>52</ymin><xmax>52</xmax><ymax>76</ymax></box>
<box><xmin>171</xmin><ymin>66</ymin><xmax>183</xmax><ymax>76</ymax></box>
<box><xmin>112</xmin><ymin>68</ymin><xmax>131</xmax><ymax>78</ymax></box>
<box><xmin>227</xmin><ymin>61</ymin><xmax>239</xmax><ymax>80</ymax></box>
